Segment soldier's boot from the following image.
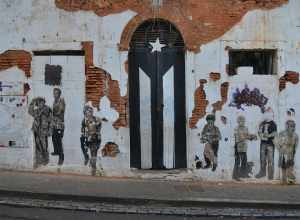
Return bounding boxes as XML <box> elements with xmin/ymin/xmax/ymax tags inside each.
<box><xmin>203</xmin><ymin>156</ymin><xmax>211</xmax><ymax>169</ymax></box>
<box><xmin>267</xmin><ymin>165</ymin><xmax>274</xmax><ymax>180</ymax></box>
<box><xmin>255</xmin><ymin>168</ymin><xmax>266</xmax><ymax>178</ymax></box>
<box><xmin>58</xmin><ymin>153</ymin><xmax>64</xmax><ymax>166</ymax></box>
<box><xmin>212</xmin><ymin>163</ymin><xmax>217</xmax><ymax>172</ymax></box>
<box><xmin>84</xmin><ymin>154</ymin><xmax>89</xmax><ymax>166</ymax></box>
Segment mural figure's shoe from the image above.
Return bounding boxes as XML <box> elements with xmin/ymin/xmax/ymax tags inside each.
<box><xmin>212</xmin><ymin>164</ymin><xmax>217</xmax><ymax>172</ymax></box>
<box><xmin>84</xmin><ymin>156</ymin><xmax>89</xmax><ymax>166</ymax></box>
<box><xmin>203</xmin><ymin>164</ymin><xmax>211</xmax><ymax>169</ymax></box>
<box><xmin>58</xmin><ymin>154</ymin><xmax>64</xmax><ymax>165</ymax></box>
<box><xmin>255</xmin><ymin>171</ymin><xmax>266</xmax><ymax>178</ymax></box>
<box><xmin>233</xmin><ymin>177</ymin><xmax>241</xmax><ymax>181</ymax></box>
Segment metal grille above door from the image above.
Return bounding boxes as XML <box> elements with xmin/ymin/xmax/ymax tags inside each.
<box><xmin>129</xmin><ymin>19</ymin><xmax>186</xmax><ymax>170</ymax></box>
<box><xmin>130</xmin><ymin>19</ymin><xmax>185</xmax><ymax>49</ymax></box>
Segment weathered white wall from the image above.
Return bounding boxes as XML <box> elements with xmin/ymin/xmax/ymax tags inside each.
<box><xmin>0</xmin><ymin>0</ymin><xmax>300</xmax><ymax>182</ymax></box>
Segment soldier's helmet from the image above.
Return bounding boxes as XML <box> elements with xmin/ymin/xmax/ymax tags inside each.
<box><xmin>83</xmin><ymin>105</ymin><xmax>93</xmax><ymax>115</ymax></box>
<box><xmin>35</xmin><ymin>97</ymin><xmax>46</xmax><ymax>104</ymax></box>
<box><xmin>206</xmin><ymin>114</ymin><xmax>215</xmax><ymax>122</ymax></box>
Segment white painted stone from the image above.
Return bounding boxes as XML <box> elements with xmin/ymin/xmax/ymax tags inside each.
<box><xmin>1</xmin><ymin>0</ymin><xmax>300</xmax><ymax>182</ymax></box>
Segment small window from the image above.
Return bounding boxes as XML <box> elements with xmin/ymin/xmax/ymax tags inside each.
<box><xmin>228</xmin><ymin>49</ymin><xmax>277</xmax><ymax>75</ymax></box>
<box><xmin>44</xmin><ymin>64</ymin><xmax>62</xmax><ymax>86</ymax></box>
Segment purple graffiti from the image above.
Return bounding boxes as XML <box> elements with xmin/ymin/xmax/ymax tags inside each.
<box><xmin>0</xmin><ymin>81</ymin><xmax>13</xmax><ymax>92</ymax></box>
<box><xmin>229</xmin><ymin>85</ymin><xmax>268</xmax><ymax>113</ymax></box>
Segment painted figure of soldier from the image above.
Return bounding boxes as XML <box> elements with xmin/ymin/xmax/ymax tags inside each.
<box><xmin>255</xmin><ymin>111</ymin><xmax>277</xmax><ymax>179</ymax></box>
<box><xmin>51</xmin><ymin>88</ymin><xmax>65</xmax><ymax>165</ymax></box>
<box><xmin>80</xmin><ymin>106</ymin><xmax>104</xmax><ymax>176</ymax></box>
<box><xmin>200</xmin><ymin>114</ymin><xmax>222</xmax><ymax>171</ymax></box>
<box><xmin>233</xmin><ymin>115</ymin><xmax>257</xmax><ymax>180</ymax></box>
<box><xmin>28</xmin><ymin>97</ymin><xmax>52</xmax><ymax>168</ymax></box>
<box><xmin>277</xmin><ymin>120</ymin><xmax>298</xmax><ymax>184</ymax></box>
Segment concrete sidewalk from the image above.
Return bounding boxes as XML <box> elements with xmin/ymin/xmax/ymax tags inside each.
<box><xmin>0</xmin><ymin>170</ymin><xmax>300</xmax><ymax>207</ymax></box>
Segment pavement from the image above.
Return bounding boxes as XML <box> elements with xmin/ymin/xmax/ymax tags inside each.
<box><xmin>0</xmin><ymin>170</ymin><xmax>300</xmax><ymax>217</ymax></box>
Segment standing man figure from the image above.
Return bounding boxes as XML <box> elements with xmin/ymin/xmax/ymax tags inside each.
<box><xmin>51</xmin><ymin>88</ymin><xmax>65</xmax><ymax>165</ymax></box>
<box><xmin>256</xmin><ymin>112</ymin><xmax>277</xmax><ymax>180</ymax></box>
<box><xmin>200</xmin><ymin>114</ymin><xmax>222</xmax><ymax>171</ymax></box>
<box><xmin>81</xmin><ymin>106</ymin><xmax>102</xmax><ymax>176</ymax></box>
<box><xmin>277</xmin><ymin>120</ymin><xmax>298</xmax><ymax>184</ymax></box>
<box><xmin>28</xmin><ymin>97</ymin><xmax>52</xmax><ymax>168</ymax></box>
<box><xmin>233</xmin><ymin>115</ymin><xmax>257</xmax><ymax>180</ymax></box>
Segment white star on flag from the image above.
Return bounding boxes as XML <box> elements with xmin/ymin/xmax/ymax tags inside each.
<box><xmin>149</xmin><ymin>38</ymin><xmax>166</xmax><ymax>53</ymax></box>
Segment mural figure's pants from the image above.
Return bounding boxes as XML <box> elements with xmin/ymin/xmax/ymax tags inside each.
<box><xmin>233</xmin><ymin>152</ymin><xmax>247</xmax><ymax>179</ymax></box>
<box><xmin>80</xmin><ymin>136</ymin><xmax>89</xmax><ymax>161</ymax></box>
<box><xmin>52</xmin><ymin>129</ymin><xmax>64</xmax><ymax>164</ymax></box>
<box><xmin>258</xmin><ymin>143</ymin><xmax>274</xmax><ymax>179</ymax></box>
<box><xmin>279</xmin><ymin>154</ymin><xmax>295</xmax><ymax>184</ymax></box>
<box><xmin>204</xmin><ymin>142</ymin><xmax>219</xmax><ymax>166</ymax></box>
<box><xmin>87</xmin><ymin>141</ymin><xmax>99</xmax><ymax>176</ymax></box>
<box><xmin>34</xmin><ymin>133</ymin><xmax>49</xmax><ymax>167</ymax></box>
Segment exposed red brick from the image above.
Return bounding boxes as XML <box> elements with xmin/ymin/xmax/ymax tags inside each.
<box><xmin>82</xmin><ymin>42</ymin><xmax>128</xmax><ymax>129</ymax></box>
<box><xmin>0</xmin><ymin>50</ymin><xmax>32</xmax><ymax>77</ymax></box>
<box><xmin>279</xmin><ymin>71</ymin><xmax>299</xmax><ymax>91</ymax></box>
<box><xmin>82</xmin><ymin>42</ymin><xmax>93</xmax><ymax>66</ymax></box>
<box><xmin>189</xmin><ymin>79</ymin><xmax>209</xmax><ymax>129</ymax></box>
<box><xmin>212</xmin><ymin>82</ymin><xmax>229</xmax><ymax>113</ymax></box>
<box><xmin>124</xmin><ymin>60</ymin><xmax>128</xmax><ymax>74</ymax></box>
<box><xmin>119</xmin><ymin>0</ymin><xmax>288</xmax><ymax>52</ymax></box>
<box><xmin>209</xmin><ymin>72</ymin><xmax>221</xmax><ymax>81</ymax></box>
<box><xmin>55</xmin><ymin>0</ymin><xmax>288</xmax><ymax>52</ymax></box>
<box><xmin>101</xmin><ymin>142</ymin><xmax>120</xmax><ymax>157</ymax></box>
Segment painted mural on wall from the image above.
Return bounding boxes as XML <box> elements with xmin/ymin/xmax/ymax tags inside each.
<box><xmin>29</xmin><ymin>88</ymin><xmax>66</xmax><ymax>168</ymax></box>
<box><xmin>80</xmin><ymin>105</ymin><xmax>107</xmax><ymax>176</ymax></box>
<box><xmin>256</xmin><ymin>110</ymin><xmax>277</xmax><ymax>180</ymax></box>
<box><xmin>28</xmin><ymin>97</ymin><xmax>52</xmax><ymax>168</ymax></box>
<box><xmin>51</xmin><ymin>88</ymin><xmax>65</xmax><ymax>166</ymax></box>
<box><xmin>199</xmin><ymin>114</ymin><xmax>222</xmax><ymax>172</ymax></box>
<box><xmin>232</xmin><ymin>115</ymin><xmax>257</xmax><ymax>180</ymax></box>
<box><xmin>277</xmin><ymin>120</ymin><xmax>298</xmax><ymax>184</ymax></box>
<box><xmin>229</xmin><ymin>85</ymin><xmax>268</xmax><ymax>113</ymax></box>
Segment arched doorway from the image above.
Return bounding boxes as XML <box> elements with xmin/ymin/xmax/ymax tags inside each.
<box><xmin>129</xmin><ymin>19</ymin><xmax>186</xmax><ymax>169</ymax></box>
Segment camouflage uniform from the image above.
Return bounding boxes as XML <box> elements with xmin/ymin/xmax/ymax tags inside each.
<box><xmin>200</xmin><ymin>115</ymin><xmax>221</xmax><ymax>171</ymax></box>
<box><xmin>52</xmin><ymin>97</ymin><xmax>65</xmax><ymax>165</ymax></box>
<box><xmin>277</xmin><ymin>120</ymin><xmax>298</xmax><ymax>184</ymax></box>
<box><xmin>28</xmin><ymin>98</ymin><xmax>52</xmax><ymax>168</ymax></box>
<box><xmin>81</xmin><ymin>114</ymin><xmax>102</xmax><ymax>176</ymax></box>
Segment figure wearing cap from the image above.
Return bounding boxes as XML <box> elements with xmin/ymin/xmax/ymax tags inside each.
<box><xmin>200</xmin><ymin>114</ymin><xmax>221</xmax><ymax>171</ymax></box>
<box><xmin>28</xmin><ymin>97</ymin><xmax>52</xmax><ymax>168</ymax></box>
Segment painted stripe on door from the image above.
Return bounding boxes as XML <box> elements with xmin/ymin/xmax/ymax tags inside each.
<box><xmin>139</xmin><ymin>67</ymin><xmax>152</xmax><ymax>169</ymax></box>
<box><xmin>163</xmin><ymin>66</ymin><xmax>175</xmax><ymax>169</ymax></box>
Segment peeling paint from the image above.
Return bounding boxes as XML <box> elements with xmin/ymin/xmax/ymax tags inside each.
<box><xmin>279</xmin><ymin>71</ymin><xmax>299</xmax><ymax>91</ymax></box>
<box><xmin>55</xmin><ymin>0</ymin><xmax>288</xmax><ymax>52</ymax></box>
<box><xmin>82</xmin><ymin>42</ymin><xmax>128</xmax><ymax>129</ymax></box>
<box><xmin>189</xmin><ymin>79</ymin><xmax>208</xmax><ymax>128</ymax></box>
<box><xmin>212</xmin><ymin>82</ymin><xmax>229</xmax><ymax>113</ymax></box>
<box><xmin>0</xmin><ymin>50</ymin><xmax>32</xmax><ymax>77</ymax></box>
